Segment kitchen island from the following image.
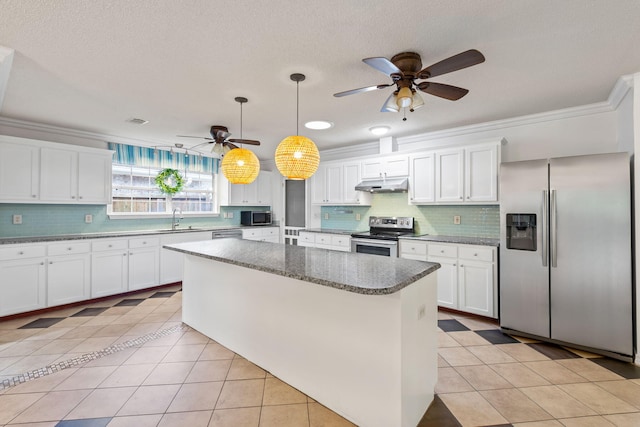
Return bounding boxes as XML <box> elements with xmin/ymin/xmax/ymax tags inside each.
<box><xmin>164</xmin><ymin>238</ymin><xmax>440</xmax><ymax>427</ymax></box>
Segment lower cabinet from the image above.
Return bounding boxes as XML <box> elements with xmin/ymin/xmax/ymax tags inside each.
<box><xmin>128</xmin><ymin>237</ymin><xmax>160</xmax><ymax>291</ymax></box>
<box><xmin>91</xmin><ymin>239</ymin><xmax>129</xmax><ymax>298</ymax></box>
<box><xmin>160</xmin><ymin>231</ymin><xmax>213</xmax><ymax>284</ymax></box>
<box><xmin>399</xmin><ymin>239</ymin><xmax>498</xmax><ymax>318</ymax></box>
<box><xmin>298</xmin><ymin>231</ymin><xmax>351</xmax><ymax>252</ymax></box>
<box><xmin>0</xmin><ymin>255</ymin><xmax>46</xmax><ymax>316</ymax></box>
<box><xmin>242</xmin><ymin>227</ymin><xmax>280</xmax><ymax>243</ymax></box>
<box><xmin>47</xmin><ymin>241</ymin><xmax>91</xmax><ymax>306</ymax></box>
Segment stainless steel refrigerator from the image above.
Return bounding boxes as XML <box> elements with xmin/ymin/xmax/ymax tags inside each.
<box><xmin>500</xmin><ymin>152</ymin><xmax>633</xmax><ymax>360</ymax></box>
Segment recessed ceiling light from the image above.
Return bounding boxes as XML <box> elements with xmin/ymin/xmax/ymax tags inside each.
<box><xmin>304</xmin><ymin>120</ymin><xmax>333</xmax><ymax>130</ymax></box>
<box><xmin>369</xmin><ymin>126</ymin><xmax>390</xmax><ymax>136</ymax></box>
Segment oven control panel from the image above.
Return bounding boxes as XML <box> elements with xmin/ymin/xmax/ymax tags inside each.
<box><xmin>369</xmin><ymin>216</ymin><xmax>414</xmax><ymax>230</ymax></box>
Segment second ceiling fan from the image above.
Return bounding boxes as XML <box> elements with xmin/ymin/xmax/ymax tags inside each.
<box><xmin>334</xmin><ymin>49</ymin><xmax>485</xmax><ymax>114</ymax></box>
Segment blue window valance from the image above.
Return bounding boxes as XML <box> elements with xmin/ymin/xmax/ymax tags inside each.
<box><xmin>107</xmin><ymin>142</ymin><xmax>219</xmax><ymax>174</ymax></box>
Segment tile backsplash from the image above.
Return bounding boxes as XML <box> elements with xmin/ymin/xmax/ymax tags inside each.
<box><xmin>0</xmin><ymin>204</ymin><xmax>259</xmax><ymax>238</ymax></box>
<box><xmin>321</xmin><ymin>193</ymin><xmax>499</xmax><ymax>238</ymax></box>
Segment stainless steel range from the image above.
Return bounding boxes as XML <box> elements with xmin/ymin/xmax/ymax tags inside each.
<box><xmin>351</xmin><ymin>216</ymin><xmax>418</xmax><ymax>257</ymax></box>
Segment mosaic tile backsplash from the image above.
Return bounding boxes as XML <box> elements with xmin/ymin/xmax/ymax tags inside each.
<box><xmin>321</xmin><ymin>193</ymin><xmax>499</xmax><ymax>238</ymax></box>
<box><xmin>0</xmin><ymin>204</ymin><xmax>260</xmax><ymax>238</ymax></box>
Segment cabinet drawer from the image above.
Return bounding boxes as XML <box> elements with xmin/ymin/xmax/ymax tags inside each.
<box><xmin>315</xmin><ymin>233</ymin><xmax>331</xmax><ymax>246</ymax></box>
<box><xmin>400</xmin><ymin>241</ymin><xmax>427</xmax><ymax>256</ymax></box>
<box><xmin>298</xmin><ymin>233</ymin><xmax>315</xmax><ymax>244</ymax></box>
<box><xmin>262</xmin><ymin>227</ymin><xmax>278</xmax><ymax>237</ymax></box>
<box><xmin>242</xmin><ymin>229</ymin><xmax>261</xmax><ymax>239</ymax></box>
<box><xmin>92</xmin><ymin>239</ymin><xmax>128</xmax><ymax>252</ymax></box>
<box><xmin>428</xmin><ymin>243</ymin><xmax>457</xmax><ymax>258</ymax></box>
<box><xmin>331</xmin><ymin>235</ymin><xmax>350</xmax><ymax>248</ymax></box>
<box><xmin>48</xmin><ymin>241</ymin><xmax>91</xmax><ymax>256</ymax></box>
<box><xmin>129</xmin><ymin>237</ymin><xmax>160</xmax><ymax>248</ymax></box>
<box><xmin>0</xmin><ymin>244</ymin><xmax>46</xmax><ymax>261</ymax></box>
<box><xmin>458</xmin><ymin>245</ymin><xmax>494</xmax><ymax>262</ymax></box>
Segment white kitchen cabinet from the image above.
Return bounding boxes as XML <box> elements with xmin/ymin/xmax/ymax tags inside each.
<box><xmin>361</xmin><ymin>155</ymin><xmax>409</xmax><ymax>180</ymax></box>
<box><xmin>40</xmin><ymin>147</ymin><xmax>78</xmax><ymax>202</ymax></box>
<box><xmin>0</xmin><ymin>244</ymin><xmax>47</xmax><ymax>316</ymax></box>
<box><xmin>342</xmin><ymin>161</ymin><xmax>371</xmax><ymax>205</ymax></box>
<box><xmin>77</xmin><ymin>152</ymin><xmax>113</xmax><ymax>203</ymax></box>
<box><xmin>47</xmin><ymin>241</ymin><xmax>91</xmax><ymax>306</ymax></box>
<box><xmin>160</xmin><ymin>231</ymin><xmax>212</xmax><ymax>284</ymax></box>
<box><xmin>242</xmin><ymin>226</ymin><xmax>280</xmax><ymax>243</ymax></box>
<box><xmin>435</xmin><ymin>148</ymin><xmax>464</xmax><ymax>203</ymax></box>
<box><xmin>430</xmin><ymin>256</ymin><xmax>459</xmax><ymax>310</ymax></box>
<box><xmin>408</xmin><ymin>152</ymin><xmax>435</xmax><ymax>204</ymax></box>
<box><xmin>398</xmin><ymin>239</ymin><xmax>428</xmax><ymax>261</ymax></box>
<box><xmin>311</xmin><ymin>161</ymin><xmax>371</xmax><ymax>206</ymax></box>
<box><xmin>0</xmin><ymin>142</ymin><xmax>39</xmax><ymax>202</ymax></box>
<box><xmin>128</xmin><ymin>237</ymin><xmax>160</xmax><ymax>291</ymax></box>
<box><xmin>465</xmin><ymin>144</ymin><xmax>498</xmax><ymax>202</ymax></box>
<box><xmin>91</xmin><ymin>239</ymin><xmax>129</xmax><ymax>298</ymax></box>
<box><xmin>222</xmin><ymin>171</ymin><xmax>273</xmax><ymax>206</ymax></box>
<box><xmin>298</xmin><ymin>231</ymin><xmax>351</xmax><ymax>252</ymax></box>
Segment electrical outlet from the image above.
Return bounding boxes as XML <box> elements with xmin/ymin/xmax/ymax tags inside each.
<box><xmin>324</xmin><ymin>213</ymin><xmax>329</xmax><ymax>220</ymax></box>
<box><xmin>453</xmin><ymin>215</ymin><xmax>461</xmax><ymax>225</ymax></box>
<box><xmin>12</xmin><ymin>214</ymin><xmax>22</xmax><ymax>225</ymax></box>
<box><xmin>355</xmin><ymin>213</ymin><xmax>361</xmax><ymax>221</ymax></box>
<box><xmin>227</xmin><ymin>212</ymin><xmax>234</xmax><ymax>219</ymax></box>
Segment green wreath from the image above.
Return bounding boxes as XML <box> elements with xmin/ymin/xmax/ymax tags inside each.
<box><xmin>155</xmin><ymin>168</ymin><xmax>184</xmax><ymax>195</ymax></box>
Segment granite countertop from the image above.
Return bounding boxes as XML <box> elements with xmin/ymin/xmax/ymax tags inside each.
<box><xmin>400</xmin><ymin>234</ymin><xmax>500</xmax><ymax>246</ymax></box>
<box><xmin>301</xmin><ymin>228</ymin><xmax>362</xmax><ymax>236</ymax></box>
<box><xmin>0</xmin><ymin>226</ymin><xmax>248</xmax><ymax>245</ymax></box>
<box><xmin>165</xmin><ymin>239</ymin><xmax>440</xmax><ymax>295</ymax></box>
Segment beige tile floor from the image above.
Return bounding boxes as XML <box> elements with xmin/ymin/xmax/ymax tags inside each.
<box><xmin>2</xmin><ymin>287</ymin><xmax>640</xmax><ymax>426</ymax></box>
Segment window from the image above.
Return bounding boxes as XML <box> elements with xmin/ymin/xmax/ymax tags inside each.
<box><xmin>111</xmin><ymin>164</ymin><xmax>217</xmax><ymax>214</ymax></box>
<box><xmin>107</xmin><ymin>142</ymin><xmax>220</xmax><ymax>217</ymax></box>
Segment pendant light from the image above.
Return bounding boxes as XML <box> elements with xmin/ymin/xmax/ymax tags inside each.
<box><xmin>275</xmin><ymin>73</ymin><xmax>320</xmax><ymax>180</ymax></box>
<box><xmin>220</xmin><ymin>97</ymin><xmax>260</xmax><ymax>184</ymax></box>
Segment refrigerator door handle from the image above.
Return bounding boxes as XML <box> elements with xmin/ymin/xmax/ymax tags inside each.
<box><xmin>550</xmin><ymin>189</ymin><xmax>557</xmax><ymax>267</ymax></box>
<box><xmin>542</xmin><ymin>190</ymin><xmax>548</xmax><ymax>267</ymax></box>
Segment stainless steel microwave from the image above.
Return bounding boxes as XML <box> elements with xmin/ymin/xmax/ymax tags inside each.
<box><xmin>240</xmin><ymin>211</ymin><xmax>272</xmax><ymax>226</ymax></box>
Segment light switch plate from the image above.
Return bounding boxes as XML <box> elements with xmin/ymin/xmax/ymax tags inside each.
<box><xmin>85</xmin><ymin>214</ymin><xmax>93</xmax><ymax>224</ymax></box>
<box><xmin>12</xmin><ymin>214</ymin><xmax>22</xmax><ymax>225</ymax></box>
<box><xmin>355</xmin><ymin>213</ymin><xmax>361</xmax><ymax>221</ymax></box>
<box><xmin>227</xmin><ymin>212</ymin><xmax>233</xmax><ymax>219</ymax></box>
<box><xmin>324</xmin><ymin>213</ymin><xmax>329</xmax><ymax>220</ymax></box>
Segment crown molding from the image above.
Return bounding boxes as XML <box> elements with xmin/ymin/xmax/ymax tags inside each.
<box><xmin>318</xmin><ymin>141</ymin><xmax>380</xmax><ymax>162</ymax></box>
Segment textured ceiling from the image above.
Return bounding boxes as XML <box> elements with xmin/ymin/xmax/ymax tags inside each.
<box><xmin>1</xmin><ymin>0</ymin><xmax>640</xmax><ymax>159</ymax></box>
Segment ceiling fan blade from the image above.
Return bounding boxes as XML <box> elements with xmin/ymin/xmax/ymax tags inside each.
<box><xmin>226</xmin><ymin>142</ymin><xmax>239</xmax><ymax>150</ymax></box>
<box><xmin>417</xmin><ymin>81</ymin><xmax>469</xmax><ymax>100</ymax></box>
<box><xmin>177</xmin><ymin>135</ymin><xmax>214</xmax><ymax>140</ymax></box>
<box><xmin>228</xmin><ymin>138</ymin><xmax>261</xmax><ymax>146</ymax></box>
<box><xmin>363</xmin><ymin>57</ymin><xmax>403</xmax><ymax>76</ymax></box>
<box><xmin>333</xmin><ymin>84</ymin><xmax>392</xmax><ymax>97</ymax></box>
<box><xmin>418</xmin><ymin>49</ymin><xmax>485</xmax><ymax>79</ymax></box>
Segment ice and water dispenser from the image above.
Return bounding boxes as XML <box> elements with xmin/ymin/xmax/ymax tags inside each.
<box><xmin>506</xmin><ymin>214</ymin><xmax>537</xmax><ymax>251</ymax></box>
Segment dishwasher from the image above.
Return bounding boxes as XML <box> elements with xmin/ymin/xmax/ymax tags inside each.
<box><xmin>211</xmin><ymin>229</ymin><xmax>243</xmax><ymax>239</ymax></box>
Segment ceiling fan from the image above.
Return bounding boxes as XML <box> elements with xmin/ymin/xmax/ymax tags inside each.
<box><xmin>334</xmin><ymin>49</ymin><xmax>485</xmax><ymax>115</ymax></box>
<box><xmin>177</xmin><ymin>97</ymin><xmax>261</xmax><ymax>154</ymax></box>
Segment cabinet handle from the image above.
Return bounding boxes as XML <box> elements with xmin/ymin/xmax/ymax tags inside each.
<box><xmin>79</xmin><ymin>196</ymin><xmax>83</xmax><ymax>199</ymax></box>
<box><xmin>440</xmin><ymin>250</ymin><xmax>444</xmax><ymax>253</ymax></box>
<box><xmin>123</xmin><ymin>253</ymin><xmax>127</xmax><ymax>256</ymax></box>
<box><xmin>460</xmin><ymin>264</ymin><xmax>464</xmax><ymax>267</ymax></box>
<box><xmin>108</xmin><ymin>244</ymin><xmax>113</xmax><ymax>248</ymax></box>
<box><xmin>32</xmin><ymin>195</ymin><xmax>37</xmax><ymax>198</ymax></box>
<box><xmin>68</xmin><ymin>247</ymin><xmax>72</xmax><ymax>251</ymax></box>
<box><xmin>71</xmin><ymin>196</ymin><xmax>76</xmax><ymax>199</ymax></box>
<box><xmin>18</xmin><ymin>251</ymin><xmax>24</xmax><ymax>255</ymax></box>
<box><xmin>142</xmin><ymin>241</ymin><xmax>146</xmax><ymax>244</ymax></box>
<box><xmin>49</xmin><ymin>261</ymin><xmax>53</xmax><ymax>264</ymax></box>
<box><xmin>453</xmin><ymin>263</ymin><xmax>456</xmax><ymax>266</ymax></box>
<box><xmin>474</xmin><ymin>253</ymin><xmax>478</xmax><ymax>256</ymax></box>
<box><xmin>40</xmin><ymin>262</ymin><xmax>44</xmax><ymax>265</ymax></box>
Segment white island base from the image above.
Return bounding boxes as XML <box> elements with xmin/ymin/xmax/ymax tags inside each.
<box><xmin>181</xmin><ymin>254</ymin><xmax>438</xmax><ymax>427</ymax></box>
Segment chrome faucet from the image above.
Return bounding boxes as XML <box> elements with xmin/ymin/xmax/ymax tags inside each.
<box><xmin>172</xmin><ymin>208</ymin><xmax>183</xmax><ymax>230</ymax></box>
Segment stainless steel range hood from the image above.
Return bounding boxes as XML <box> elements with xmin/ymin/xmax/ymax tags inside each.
<box><xmin>355</xmin><ymin>177</ymin><xmax>408</xmax><ymax>193</ymax></box>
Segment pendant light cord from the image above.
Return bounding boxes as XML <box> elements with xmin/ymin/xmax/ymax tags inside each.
<box><xmin>240</xmin><ymin>101</ymin><xmax>243</xmax><ymax>140</ymax></box>
<box><xmin>296</xmin><ymin>80</ymin><xmax>299</xmax><ymax>136</ymax></box>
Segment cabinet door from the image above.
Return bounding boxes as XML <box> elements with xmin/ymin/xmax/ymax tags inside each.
<box><xmin>129</xmin><ymin>247</ymin><xmax>160</xmax><ymax>291</ymax></box>
<box><xmin>256</xmin><ymin>171</ymin><xmax>272</xmax><ymax>205</ymax></box>
<box><xmin>0</xmin><ymin>258</ymin><xmax>46</xmax><ymax>316</ymax></box>
<box><xmin>361</xmin><ymin>159</ymin><xmax>383</xmax><ymax>180</ymax></box>
<box><xmin>40</xmin><ymin>148</ymin><xmax>78</xmax><ymax>202</ymax></box>
<box><xmin>409</xmin><ymin>153</ymin><xmax>435</xmax><ymax>203</ymax></box>
<box><xmin>242</xmin><ymin>179</ymin><xmax>260</xmax><ymax>204</ymax></box>
<box><xmin>383</xmin><ymin>156</ymin><xmax>409</xmax><ymax>177</ymax></box>
<box><xmin>325</xmin><ymin>164</ymin><xmax>343</xmax><ymax>204</ymax></box>
<box><xmin>91</xmin><ymin>251</ymin><xmax>128</xmax><ymax>298</ymax></box>
<box><xmin>0</xmin><ymin>143</ymin><xmax>39</xmax><ymax>201</ymax></box>
<box><xmin>47</xmin><ymin>254</ymin><xmax>91</xmax><ymax>306</ymax></box>
<box><xmin>228</xmin><ymin>183</ymin><xmax>246</xmax><ymax>205</ymax></box>
<box><xmin>465</xmin><ymin>144</ymin><xmax>498</xmax><ymax>202</ymax></box>
<box><xmin>311</xmin><ymin>165</ymin><xmax>327</xmax><ymax>204</ymax></box>
<box><xmin>435</xmin><ymin>149</ymin><xmax>464</xmax><ymax>203</ymax></box>
<box><xmin>429</xmin><ymin>256</ymin><xmax>458</xmax><ymax>309</ymax></box>
<box><xmin>458</xmin><ymin>260</ymin><xmax>494</xmax><ymax>317</ymax></box>
<box><xmin>78</xmin><ymin>152</ymin><xmax>112</xmax><ymax>204</ymax></box>
<box><xmin>342</xmin><ymin>162</ymin><xmax>362</xmax><ymax>204</ymax></box>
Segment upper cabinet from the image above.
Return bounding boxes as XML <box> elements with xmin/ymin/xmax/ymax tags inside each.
<box><xmin>0</xmin><ymin>136</ymin><xmax>113</xmax><ymax>205</ymax></box>
<box><xmin>220</xmin><ymin>170</ymin><xmax>273</xmax><ymax>206</ymax></box>
<box><xmin>361</xmin><ymin>155</ymin><xmax>409</xmax><ymax>180</ymax></box>
<box><xmin>411</xmin><ymin>142</ymin><xmax>500</xmax><ymax>205</ymax></box>
<box><xmin>311</xmin><ymin>160</ymin><xmax>371</xmax><ymax>206</ymax></box>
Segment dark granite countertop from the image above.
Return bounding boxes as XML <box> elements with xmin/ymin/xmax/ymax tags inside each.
<box><xmin>164</xmin><ymin>238</ymin><xmax>439</xmax><ymax>295</ymax></box>
<box><xmin>0</xmin><ymin>226</ymin><xmax>265</xmax><ymax>245</ymax></box>
<box><xmin>400</xmin><ymin>235</ymin><xmax>500</xmax><ymax>246</ymax></box>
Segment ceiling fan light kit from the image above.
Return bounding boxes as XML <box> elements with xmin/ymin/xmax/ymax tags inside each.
<box><xmin>334</xmin><ymin>49</ymin><xmax>485</xmax><ymax>118</ymax></box>
<box><xmin>275</xmin><ymin>73</ymin><xmax>320</xmax><ymax>180</ymax></box>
